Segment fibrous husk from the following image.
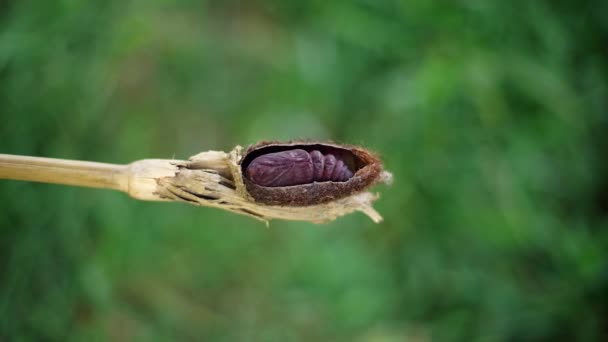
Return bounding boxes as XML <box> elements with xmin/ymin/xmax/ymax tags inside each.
<box><xmin>239</xmin><ymin>141</ymin><xmax>385</xmax><ymax>206</ymax></box>
<box><xmin>150</xmin><ymin>143</ymin><xmax>391</xmax><ymax>224</ymax></box>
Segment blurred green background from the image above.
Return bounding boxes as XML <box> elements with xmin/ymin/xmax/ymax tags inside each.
<box><xmin>1</xmin><ymin>0</ymin><xmax>607</xmax><ymax>341</ymax></box>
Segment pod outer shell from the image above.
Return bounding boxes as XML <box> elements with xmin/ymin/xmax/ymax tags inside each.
<box><xmin>240</xmin><ymin>141</ymin><xmax>383</xmax><ymax>206</ymax></box>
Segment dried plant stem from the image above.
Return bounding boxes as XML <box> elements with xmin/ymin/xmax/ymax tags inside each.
<box><xmin>0</xmin><ymin>148</ymin><xmax>390</xmax><ymax>224</ymax></box>
<box><xmin>0</xmin><ymin>154</ymin><xmax>129</xmax><ymax>191</ymax></box>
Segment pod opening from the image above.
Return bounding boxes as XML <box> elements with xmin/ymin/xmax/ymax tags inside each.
<box><xmin>240</xmin><ymin>144</ymin><xmax>365</xmax><ymax>180</ymax></box>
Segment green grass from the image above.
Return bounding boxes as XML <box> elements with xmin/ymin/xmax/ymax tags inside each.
<box><xmin>1</xmin><ymin>1</ymin><xmax>607</xmax><ymax>340</ymax></box>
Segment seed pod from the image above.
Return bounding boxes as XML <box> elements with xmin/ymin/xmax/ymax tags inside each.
<box><xmin>240</xmin><ymin>141</ymin><xmax>384</xmax><ymax>206</ymax></box>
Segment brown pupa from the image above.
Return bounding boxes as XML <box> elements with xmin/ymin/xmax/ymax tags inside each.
<box><xmin>240</xmin><ymin>141</ymin><xmax>384</xmax><ymax>206</ymax></box>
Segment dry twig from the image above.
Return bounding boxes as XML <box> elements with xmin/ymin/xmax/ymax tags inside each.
<box><xmin>0</xmin><ymin>146</ymin><xmax>392</xmax><ymax>224</ymax></box>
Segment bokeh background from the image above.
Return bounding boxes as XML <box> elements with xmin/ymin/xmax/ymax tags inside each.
<box><xmin>1</xmin><ymin>1</ymin><xmax>607</xmax><ymax>340</ymax></box>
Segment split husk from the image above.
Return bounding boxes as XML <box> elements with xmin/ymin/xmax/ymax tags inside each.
<box><xmin>154</xmin><ymin>143</ymin><xmax>392</xmax><ymax>224</ymax></box>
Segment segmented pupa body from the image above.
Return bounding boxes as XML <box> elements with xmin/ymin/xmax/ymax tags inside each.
<box><xmin>245</xmin><ymin>149</ymin><xmax>353</xmax><ymax>187</ymax></box>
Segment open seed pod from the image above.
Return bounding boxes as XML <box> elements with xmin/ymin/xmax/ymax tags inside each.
<box><xmin>239</xmin><ymin>141</ymin><xmax>385</xmax><ymax>206</ymax></box>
